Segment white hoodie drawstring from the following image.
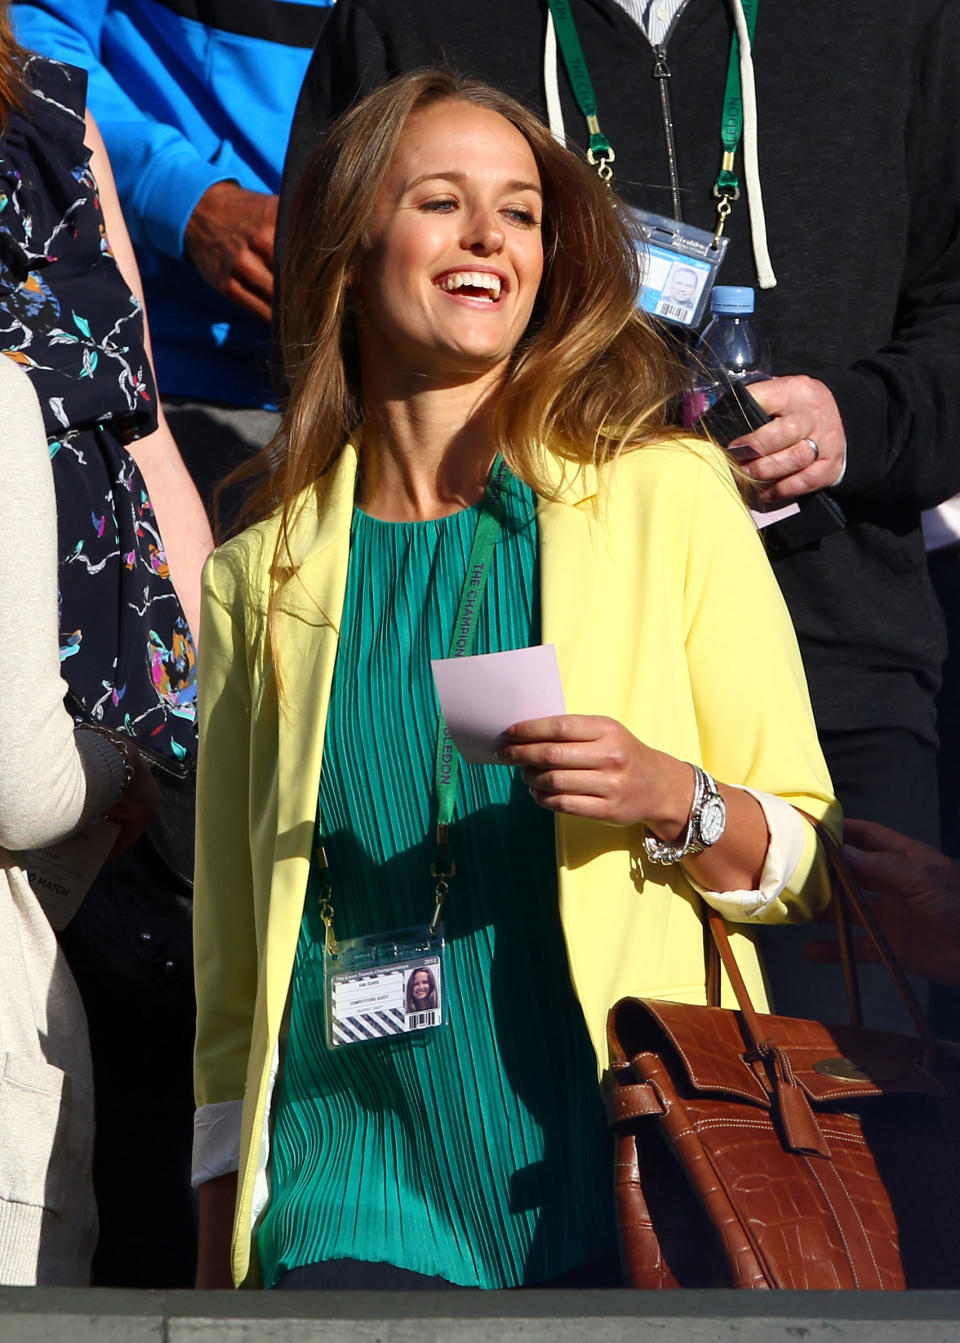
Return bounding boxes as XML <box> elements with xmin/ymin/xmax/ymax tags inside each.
<box><xmin>730</xmin><ymin>0</ymin><xmax>776</xmax><ymax>287</ymax></box>
<box><xmin>544</xmin><ymin>9</ymin><xmax>566</xmax><ymax>145</ymax></box>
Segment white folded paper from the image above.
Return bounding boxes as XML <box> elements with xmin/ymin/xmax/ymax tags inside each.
<box><xmin>431</xmin><ymin>644</ymin><xmax>566</xmax><ymax>764</ymax></box>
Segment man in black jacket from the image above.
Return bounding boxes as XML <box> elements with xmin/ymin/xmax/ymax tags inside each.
<box><xmin>280</xmin><ymin>1</ymin><xmax>960</xmax><ymax>1018</ymax></box>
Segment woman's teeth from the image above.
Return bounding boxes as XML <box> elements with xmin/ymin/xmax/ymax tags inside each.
<box><xmin>437</xmin><ymin>271</ymin><xmax>502</xmax><ymax>300</ymax></box>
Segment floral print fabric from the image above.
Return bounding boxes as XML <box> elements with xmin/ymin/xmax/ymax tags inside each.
<box><xmin>0</xmin><ymin>57</ymin><xmax>196</xmax><ymax>759</ymax></box>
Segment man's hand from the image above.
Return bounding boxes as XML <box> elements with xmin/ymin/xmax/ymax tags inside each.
<box><xmin>106</xmin><ymin>744</ymin><xmax>160</xmax><ymax>857</ymax></box>
<box><xmin>729</xmin><ymin>375</ymin><xmax>846</xmax><ymax>501</ymax></box>
<box><xmin>806</xmin><ymin>818</ymin><xmax>960</xmax><ymax>987</ymax></box>
<box><xmin>184</xmin><ymin>182</ymin><xmax>278</xmax><ymax>323</ymax></box>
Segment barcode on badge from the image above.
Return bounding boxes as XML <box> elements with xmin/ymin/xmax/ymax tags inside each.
<box><xmin>657</xmin><ymin>301</ymin><xmax>691</xmax><ymax>322</ymax></box>
<box><xmin>406</xmin><ymin>1009</ymin><xmax>438</xmax><ymax>1030</ymax></box>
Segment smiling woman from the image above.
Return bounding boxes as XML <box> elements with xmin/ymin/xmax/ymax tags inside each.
<box><xmin>405</xmin><ymin>966</ymin><xmax>438</xmax><ymax>1014</ymax></box>
<box><xmin>354</xmin><ymin>99</ymin><xmax>544</xmax><ymax>396</ymax></box>
<box><xmin>236</xmin><ymin>68</ymin><xmax>680</xmax><ymax>527</ymax></box>
<box><xmin>192</xmin><ymin>70</ymin><xmax>839</xmax><ymax>1292</ymax></box>
<box><xmin>353</xmin><ymin>98</ymin><xmax>546</xmax><ymax>517</ymax></box>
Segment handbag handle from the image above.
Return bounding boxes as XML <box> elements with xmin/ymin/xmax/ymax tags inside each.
<box><xmin>703</xmin><ymin>809</ymin><xmax>941</xmax><ymax>1069</ymax></box>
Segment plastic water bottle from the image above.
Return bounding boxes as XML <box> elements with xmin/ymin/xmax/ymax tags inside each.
<box><xmin>683</xmin><ymin>286</ymin><xmax>769</xmax><ymax>425</ymax></box>
<box><xmin>682</xmin><ymin>286</ymin><xmax>846</xmax><ymax>544</ymax></box>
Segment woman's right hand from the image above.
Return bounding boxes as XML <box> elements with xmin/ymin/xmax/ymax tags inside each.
<box><xmin>106</xmin><ymin>744</ymin><xmax>160</xmax><ymax>857</ymax></box>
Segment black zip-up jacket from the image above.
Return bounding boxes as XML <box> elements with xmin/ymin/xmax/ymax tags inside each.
<box><xmin>281</xmin><ymin>0</ymin><xmax>960</xmax><ymax>747</ymax></box>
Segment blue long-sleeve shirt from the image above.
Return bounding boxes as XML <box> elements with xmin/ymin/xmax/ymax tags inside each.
<box><xmin>13</xmin><ymin>0</ymin><xmax>332</xmax><ymax>406</ymax></box>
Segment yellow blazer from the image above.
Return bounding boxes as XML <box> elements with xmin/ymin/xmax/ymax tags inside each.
<box><xmin>193</xmin><ymin>436</ymin><xmax>838</xmax><ymax>1285</ymax></box>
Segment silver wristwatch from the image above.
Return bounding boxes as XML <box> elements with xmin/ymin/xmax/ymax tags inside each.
<box><xmin>643</xmin><ymin>765</ymin><xmax>727</xmax><ymax>865</ymax></box>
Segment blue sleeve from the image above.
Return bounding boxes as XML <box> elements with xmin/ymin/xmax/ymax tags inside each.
<box><xmin>13</xmin><ymin>1</ymin><xmax>234</xmax><ymax>259</ymax></box>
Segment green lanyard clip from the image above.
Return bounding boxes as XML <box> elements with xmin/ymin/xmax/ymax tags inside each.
<box><xmin>585</xmin><ymin>116</ymin><xmax>616</xmax><ymax>182</ymax></box>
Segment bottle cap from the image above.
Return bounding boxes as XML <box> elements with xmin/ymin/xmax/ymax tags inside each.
<box><xmin>710</xmin><ymin>286</ymin><xmax>755</xmax><ymax>315</ymax></box>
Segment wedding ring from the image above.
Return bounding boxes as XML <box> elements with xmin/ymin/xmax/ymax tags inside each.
<box><xmin>803</xmin><ymin>436</ymin><xmax>820</xmax><ymax>461</ymax></box>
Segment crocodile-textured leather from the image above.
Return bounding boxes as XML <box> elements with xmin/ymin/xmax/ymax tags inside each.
<box><xmin>606</xmin><ymin>997</ymin><xmax>960</xmax><ymax>1289</ymax></box>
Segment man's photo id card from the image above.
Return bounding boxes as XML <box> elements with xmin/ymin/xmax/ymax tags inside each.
<box><xmin>324</xmin><ymin>924</ymin><xmax>446</xmax><ymax>1049</ymax></box>
<box><xmin>625</xmin><ymin>208</ymin><xmax>728</xmax><ymax>329</ymax></box>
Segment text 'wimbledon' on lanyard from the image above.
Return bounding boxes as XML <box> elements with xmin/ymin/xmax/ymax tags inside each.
<box><xmin>546</xmin><ymin>0</ymin><xmax>615</xmax><ymax>182</ymax></box>
<box><xmin>317</xmin><ymin>456</ymin><xmax>512</xmax><ymax>1051</ymax></box>
<box><xmin>713</xmin><ymin>0</ymin><xmax>759</xmax><ymax>247</ymax></box>
<box><xmin>548</xmin><ymin>0</ymin><xmax>757</xmax><ymax>330</ymax></box>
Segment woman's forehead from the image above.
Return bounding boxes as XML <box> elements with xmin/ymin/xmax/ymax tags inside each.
<box><xmin>387</xmin><ymin>99</ymin><xmax>540</xmax><ymax>186</ymax></box>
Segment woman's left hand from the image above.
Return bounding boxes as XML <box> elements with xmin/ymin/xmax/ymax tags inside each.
<box><xmin>497</xmin><ymin>715</ymin><xmax>692</xmax><ymax>831</ymax></box>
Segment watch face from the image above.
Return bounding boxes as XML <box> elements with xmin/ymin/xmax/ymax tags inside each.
<box><xmin>699</xmin><ymin>794</ymin><xmax>727</xmax><ymax>847</ymax></box>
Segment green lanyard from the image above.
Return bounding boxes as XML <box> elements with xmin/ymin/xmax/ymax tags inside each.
<box><xmin>547</xmin><ymin>0</ymin><xmax>759</xmax><ymax>227</ymax></box>
<box><xmin>547</xmin><ymin>0</ymin><xmax>615</xmax><ymax>181</ymax></box>
<box><xmin>712</xmin><ymin>0</ymin><xmax>759</xmax><ymax>245</ymax></box>
<box><xmin>430</xmin><ymin>454</ymin><xmax>511</xmax><ymax>929</ymax></box>
<box><xmin>316</xmin><ymin>456</ymin><xmax>512</xmax><ymax>953</ymax></box>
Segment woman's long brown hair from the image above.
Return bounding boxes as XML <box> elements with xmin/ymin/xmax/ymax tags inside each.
<box><xmin>0</xmin><ymin>2</ymin><xmax>27</xmax><ymax>121</ymax></box>
<box><xmin>226</xmin><ymin>70</ymin><xmax>687</xmax><ymax>653</ymax></box>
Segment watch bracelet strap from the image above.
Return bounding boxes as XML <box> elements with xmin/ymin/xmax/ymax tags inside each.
<box><xmin>643</xmin><ymin>764</ymin><xmax>718</xmax><ymax>865</ymax></box>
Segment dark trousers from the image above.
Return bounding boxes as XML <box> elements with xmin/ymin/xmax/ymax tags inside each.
<box><xmin>758</xmin><ymin>724</ymin><xmax>939</xmax><ymax>1034</ymax></box>
<box><xmin>929</xmin><ymin>543</ymin><xmax>960</xmax><ymax>858</ymax></box>
<box><xmin>927</xmin><ymin>541</ymin><xmax>960</xmax><ymax>1036</ymax></box>
<box><xmin>820</xmin><ymin>725</ymin><xmax>939</xmax><ymax>849</ymax></box>
<box><xmin>59</xmin><ymin>846</ymin><xmax>197</xmax><ymax>1287</ymax></box>
<box><xmin>162</xmin><ymin>398</ymin><xmax>280</xmax><ymax>532</ymax></box>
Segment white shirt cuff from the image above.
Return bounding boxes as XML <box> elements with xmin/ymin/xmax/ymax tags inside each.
<box><xmin>692</xmin><ymin>787</ymin><xmax>805</xmax><ymax>922</ymax></box>
<box><xmin>192</xmin><ymin>1099</ymin><xmax>243</xmax><ymax>1187</ymax></box>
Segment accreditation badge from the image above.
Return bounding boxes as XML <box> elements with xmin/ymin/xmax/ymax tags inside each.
<box><xmin>624</xmin><ymin>207</ymin><xmax>728</xmax><ymax>329</ymax></box>
<box><xmin>323</xmin><ymin>923</ymin><xmax>447</xmax><ymax>1049</ymax></box>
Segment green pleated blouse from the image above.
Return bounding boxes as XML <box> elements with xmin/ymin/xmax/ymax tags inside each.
<box><xmin>255</xmin><ymin>476</ymin><xmax>617</xmax><ymax>1289</ymax></box>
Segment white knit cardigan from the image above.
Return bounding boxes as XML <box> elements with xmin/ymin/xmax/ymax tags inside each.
<box><xmin>0</xmin><ymin>356</ymin><xmax>122</xmax><ymax>1285</ymax></box>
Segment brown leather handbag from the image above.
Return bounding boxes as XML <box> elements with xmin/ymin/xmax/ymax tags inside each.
<box><xmin>606</xmin><ymin>825</ymin><xmax>960</xmax><ymax>1289</ymax></box>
